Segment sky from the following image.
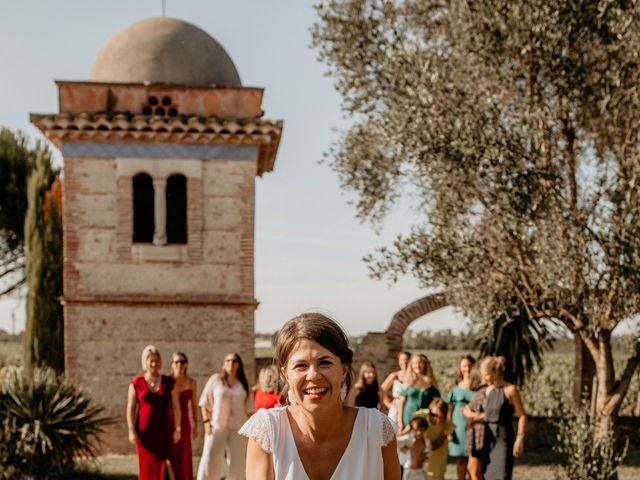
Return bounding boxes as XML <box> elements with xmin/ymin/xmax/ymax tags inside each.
<box><xmin>0</xmin><ymin>0</ymin><xmax>466</xmax><ymax>336</ymax></box>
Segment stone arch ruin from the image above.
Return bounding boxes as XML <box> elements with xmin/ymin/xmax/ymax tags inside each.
<box><xmin>353</xmin><ymin>293</ymin><xmax>448</xmax><ymax>377</ymax></box>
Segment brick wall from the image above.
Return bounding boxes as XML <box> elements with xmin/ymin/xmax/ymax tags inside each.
<box><xmin>63</xmin><ymin>154</ymin><xmax>258</xmax><ymax>453</ymax></box>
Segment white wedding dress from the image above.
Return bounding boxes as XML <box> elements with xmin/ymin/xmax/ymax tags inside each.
<box><xmin>239</xmin><ymin>406</ymin><xmax>396</xmax><ymax>480</ymax></box>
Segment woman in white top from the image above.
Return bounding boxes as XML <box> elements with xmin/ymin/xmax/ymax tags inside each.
<box><xmin>380</xmin><ymin>351</ymin><xmax>411</xmax><ymax>423</ymax></box>
<box><xmin>196</xmin><ymin>352</ymin><xmax>251</xmax><ymax>480</ymax></box>
<box><xmin>240</xmin><ymin>312</ymin><xmax>400</xmax><ymax>480</ymax></box>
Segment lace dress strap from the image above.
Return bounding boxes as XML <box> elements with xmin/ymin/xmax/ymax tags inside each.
<box><xmin>238</xmin><ymin>408</ymin><xmax>275</xmax><ymax>453</ymax></box>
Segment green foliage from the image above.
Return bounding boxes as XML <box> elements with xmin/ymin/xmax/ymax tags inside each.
<box><xmin>0</xmin><ymin>366</ymin><xmax>113</xmax><ymax>479</ymax></box>
<box><xmin>313</xmin><ymin>0</ymin><xmax>640</xmax><ymax>432</ymax></box>
<box><xmin>0</xmin><ymin>128</ymin><xmax>38</xmax><ymax>297</ymax></box>
<box><xmin>478</xmin><ymin>301</ymin><xmax>556</xmax><ymax>386</ymax></box>
<box><xmin>554</xmin><ymin>400</ymin><xmax>628</xmax><ymax>480</ymax></box>
<box><xmin>23</xmin><ymin>147</ymin><xmax>63</xmax><ymax>372</ymax></box>
<box><xmin>0</xmin><ymin>128</ymin><xmax>35</xmax><ymax>249</ymax></box>
<box><xmin>403</xmin><ymin>328</ymin><xmax>477</xmax><ymax>351</ymax></box>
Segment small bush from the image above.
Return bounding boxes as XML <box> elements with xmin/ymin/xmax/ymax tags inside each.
<box><xmin>554</xmin><ymin>402</ymin><xmax>628</xmax><ymax>480</ymax></box>
<box><xmin>0</xmin><ymin>366</ymin><xmax>114</xmax><ymax>479</ymax></box>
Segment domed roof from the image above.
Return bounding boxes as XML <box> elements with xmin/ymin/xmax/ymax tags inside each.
<box><xmin>89</xmin><ymin>17</ymin><xmax>241</xmax><ymax>87</ymax></box>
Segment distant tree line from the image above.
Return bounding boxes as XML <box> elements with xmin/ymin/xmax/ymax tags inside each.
<box><xmin>0</xmin><ymin>329</ymin><xmax>22</xmax><ymax>343</ymax></box>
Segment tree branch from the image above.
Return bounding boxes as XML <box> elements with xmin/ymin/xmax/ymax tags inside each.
<box><xmin>0</xmin><ymin>277</ymin><xmax>25</xmax><ymax>297</ymax></box>
<box><xmin>605</xmin><ymin>338</ymin><xmax>640</xmax><ymax>415</ymax></box>
<box><xmin>0</xmin><ymin>262</ymin><xmax>25</xmax><ymax>280</ymax></box>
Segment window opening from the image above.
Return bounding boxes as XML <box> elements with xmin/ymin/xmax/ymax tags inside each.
<box><xmin>133</xmin><ymin>173</ymin><xmax>154</xmax><ymax>243</ymax></box>
<box><xmin>166</xmin><ymin>174</ymin><xmax>187</xmax><ymax>244</ymax></box>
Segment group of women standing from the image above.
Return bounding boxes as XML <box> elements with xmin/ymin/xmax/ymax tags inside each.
<box><xmin>126</xmin><ymin>318</ymin><xmax>527</xmax><ymax>480</ymax></box>
<box><xmin>126</xmin><ymin>347</ymin><xmax>284</xmax><ymax>480</ymax></box>
<box><xmin>379</xmin><ymin>351</ymin><xmax>527</xmax><ymax>480</ymax></box>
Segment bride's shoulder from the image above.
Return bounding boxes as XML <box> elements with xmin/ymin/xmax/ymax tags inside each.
<box><xmin>356</xmin><ymin>407</ymin><xmax>397</xmax><ymax>446</ymax></box>
<box><xmin>239</xmin><ymin>407</ymin><xmax>287</xmax><ymax>454</ymax></box>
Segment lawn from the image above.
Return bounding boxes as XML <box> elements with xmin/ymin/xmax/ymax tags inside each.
<box><xmin>63</xmin><ymin>449</ymin><xmax>640</xmax><ymax>479</ymax></box>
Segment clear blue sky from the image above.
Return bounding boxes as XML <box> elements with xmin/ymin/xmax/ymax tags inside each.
<box><xmin>0</xmin><ymin>0</ymin><xmax>465</xmax><ymax>335</ymax></box>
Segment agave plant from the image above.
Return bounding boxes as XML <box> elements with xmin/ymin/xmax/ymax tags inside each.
<box><xmin>0</xmin><ymin>366</ymin><xmax>114</xmax><ymax>479</ymax></box>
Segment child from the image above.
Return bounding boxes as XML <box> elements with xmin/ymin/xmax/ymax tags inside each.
<box><xmin>397</xmin><ymin>416</ymin><xmax>432</xmax><ymax>480</ymax></box>
<box><xmin>414</xmin><ymin>398</ymin><xmax>456</xmax><ymax>480</ymax></box>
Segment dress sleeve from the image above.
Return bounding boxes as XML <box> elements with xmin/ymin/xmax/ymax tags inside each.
<box><xmin>379</xmin><ymin>410</ymin><xmax>397</xmax><ymax>446</ymax></box>
<box><xmin>443</xmin><ymin>419</ymin><xmax>456</xmax><ymax>436</ymax></box>
<box><xmin>446</xmin><ymin>388</ymin><xmax>454</xmax><ymax>403</ymax></box>
<box><xmin>238</xmin><ymin>408</ymin><xmax>275</xmax><ymax>454</ymax></box>
<box><xmin>199</xmin><ymin>375</ymin><xmax>216</xmax><ymax>408</ymax></box>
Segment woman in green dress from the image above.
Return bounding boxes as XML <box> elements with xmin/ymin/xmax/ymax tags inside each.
<box><xmin>397</xmin><ymin>353</ymin><xmax>440</xmax><ymax>430</ymax></box>
<box><xmin>446</xmin><ymin>355</ymin><xmax>479</xmax><ymax>480</ymax></box>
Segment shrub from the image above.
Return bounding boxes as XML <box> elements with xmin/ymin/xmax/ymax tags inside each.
<box><xmin>554</xmin><ymin>401</ymin><xmax>628</xmax><ymax>480</ymax></box>
<box><xmin>0</xmin><ymin>366</ymin><xmax>114</xmax><ymax>479</ymax></box>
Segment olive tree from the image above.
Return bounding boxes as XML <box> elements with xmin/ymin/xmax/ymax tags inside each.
<box><xmin>312</xmin><ymin>0</ymin><xmax>640</xmax><ymax>437</ymax></box>
<box><xmin>0</xmin><ymin>128</ymin><xmax>35</xmax><ymax>297</ymax></box>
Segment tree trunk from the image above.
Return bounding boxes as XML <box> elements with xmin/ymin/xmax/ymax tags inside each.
<box><xmin>573</xmin><ymin>335</ymin><xmax>596</xmax><ymax>406</ymax></box>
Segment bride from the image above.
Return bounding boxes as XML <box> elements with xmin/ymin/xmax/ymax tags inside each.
<box><xmin>240</xmin><ymin>312</ymin><xmax>400</xmax><ymax>480</ymax></box>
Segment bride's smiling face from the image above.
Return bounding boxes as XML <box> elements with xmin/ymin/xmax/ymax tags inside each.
<box><xmin>282</xmin><ymin>338</ymin><xmax>347</xmax><ymax>411</ymax></box>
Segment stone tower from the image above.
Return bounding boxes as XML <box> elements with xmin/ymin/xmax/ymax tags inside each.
<box><xmin>31</xmin><ymin>17</ymin><xmax>282</xmax><ymax>452</ymax></box>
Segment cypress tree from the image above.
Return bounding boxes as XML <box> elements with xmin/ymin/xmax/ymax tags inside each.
<box><xmin>23</xmin><ymin>146</ymin><xmax>63</xmax><ymax>372</ymax></box>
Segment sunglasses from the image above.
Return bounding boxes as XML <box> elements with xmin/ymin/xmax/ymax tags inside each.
<box><xmin>173</xmin><ymin>360</ymin><xmax>187</xmax><ymax>365</ymax></box>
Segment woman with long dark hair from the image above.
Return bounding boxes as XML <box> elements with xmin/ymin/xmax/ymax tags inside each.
<box><xmin>446</xmin><ymin>355</ymin><xmax>479</xmax><ymax>480</ymax></box>
<box><xmin>196</xmin><ymin>353</ymin><xmax>250</xmax><ymax>480</ymax></box>
<box><xmin>345</xmin><ymin>361</ymin><xmax>384</xmax><ymax>409</ymax></box>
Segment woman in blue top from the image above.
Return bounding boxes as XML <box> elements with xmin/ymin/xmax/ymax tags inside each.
<box><xmin>397</xmin><ymin>353</ymin><xmax>440</xmax><ymax>431</ymax></box>
<box><xmin>446</xmin><ymin>355</ymin><xmax>479</xmax><ymax>480</ymax></box>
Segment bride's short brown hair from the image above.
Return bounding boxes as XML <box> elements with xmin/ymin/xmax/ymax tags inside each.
<box><xmin>275</xmin><ymin>312</ymin><xmax>354</xmax><ymax>392</ymax></box>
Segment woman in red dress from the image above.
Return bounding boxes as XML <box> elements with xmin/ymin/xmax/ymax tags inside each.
<box><xmin>253</xmin><ymin>365</ymin><xmax>285</xmax><ymax>410</ymax></box>
<box><xmin>126</xmin><ymin>345</ymin><xmax>181</xmax><ymax>480</ymax></box>
<box><xmin>170</xmin><ymin>352</ymin><xmax>198</xmax><ymax>480</ymax></box>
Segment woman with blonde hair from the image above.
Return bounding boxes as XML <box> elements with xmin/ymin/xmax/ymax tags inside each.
<box><xmin>397</xmin><ymin>353</ymin><xmax>440</xmax><ymax>431</ymax></box>
<box><xmin>413</xmin><ymin>398</ymin><xmax>455</xmax><ymax>480</ymax></box>
<box><xmin>463</xmin><ymin>356</ymin><xmax>527</xmax><ymax>480</ymax></box>
<box><xmin>170</xmin><ymin>352</ymin><xmax>198</xmax><ymax>480</ymax></box>
<box><xmin>126</xmin><ymin>345</ymin><xmax>181</xmax><ymax>480</ymax></box>
<box><xmin>240</xmin><ymin>312</ymin><xmax>401</xmax><ymax>479</ymax></box>
<box><xmin>254</xmin><ymin>365</ymin><xmax>285</xmax><ymax>410</ymax></box>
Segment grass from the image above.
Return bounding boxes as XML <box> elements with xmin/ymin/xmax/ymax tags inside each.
<box><xmin>59</xmin><ymin>449</ymin><xmax>640</xmax><ymax>479</ymax></box>
<box><xmin>0</xmin><ymin>340</ymin><xmax>21</xmax><ymax>368</ymax></box>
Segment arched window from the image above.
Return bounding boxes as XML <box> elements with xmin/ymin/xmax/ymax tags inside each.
<box><xmin>166</xmin><ymin>174</ymin><xmax>187</xmax><ymax>244</ymax></box>
<box><xmin>133</xmin><ymin>173</ymin><xmax>154</xmax><ymax>243</ymax></box>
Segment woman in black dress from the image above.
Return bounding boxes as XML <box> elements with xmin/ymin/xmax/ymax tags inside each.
<box><xmin>346</xmin><ymin>361</ymin><xmax>384</xmax><ymax>409</ymax></box>
<box><xmin>465</xmin><ymin>356</ymin><xmax>527</xmax><ymax>480</ymax></box>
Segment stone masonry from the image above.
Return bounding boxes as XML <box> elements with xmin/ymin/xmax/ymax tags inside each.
<box><xmin>30</xmin><ymin>18</ymin><xmax>283</xmax><ymax>454</ymax></box>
